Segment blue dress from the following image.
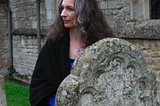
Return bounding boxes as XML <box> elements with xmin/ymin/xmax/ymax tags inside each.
<box><xmin>48</xmin><ymin>59</ymin><xmax>75</xmax><ymax>106</ymax></box>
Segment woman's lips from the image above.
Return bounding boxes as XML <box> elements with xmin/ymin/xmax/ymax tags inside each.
<box><xmin>63</xmin><ymin>20</ymin><xmax>69</xmax><ymax>24</ymax></box>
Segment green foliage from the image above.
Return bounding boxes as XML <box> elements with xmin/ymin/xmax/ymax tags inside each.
<box><xmin>5</xmin><ymin>79</ymin><xmax>31</xmax><ymax>106</ymax></box>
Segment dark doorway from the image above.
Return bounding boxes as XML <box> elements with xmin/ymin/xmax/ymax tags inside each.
<box><xmin>150</xmin><ymin>0</ymin><xmax>160</xmax><ymax>19</ymax></box>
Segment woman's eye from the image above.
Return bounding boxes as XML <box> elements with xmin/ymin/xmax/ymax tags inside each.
<box><xmin>68</xmin><ymin>7</ymin><xmax>75</xmax><ymax>11</ymax></box>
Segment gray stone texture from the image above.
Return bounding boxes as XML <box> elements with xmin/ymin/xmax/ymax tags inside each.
<box><xmin>10</xmin><ymin>0</ymin><xmax>38</xmax><ymax>30</ymax></box>
<box><xmin>0</xmin><ymin>75</ymin><xmax>7</xmax><ymax>106</ymax></box>
<box><xmin>56</xmin><ymin>38</ymin><xmax>157</xmax><ymax>106</ymax></box>
<box><xmin>10</xmin><ymin>0</ymin><xmax>160</xmax><ymax>39</ymax></box>
<box><xmin>5</xmin><ymin>0</ymin><xmax>56</xmax><ymax>82</ymax></box>
<box><xmin>127</xmin><ymin>39</ymin><xmax>160</xmax><ymax>105</ymax></box>
<box><xmin>0</xmin><ymin>4</ymin><xmax>9</xmax><ymax>76</ymax></box>
<box><xmin>98</xmin><ymin>0</ymin><xmax>160</xmax><ymax>39</ymax></box>
<box><xmin>10</xmin><ymin>0</ymin><xmax>57</xmax><ymax>35</ymax></box>
<box><xmin>12</xmin><ymin>35</ymin><xmax>45</xmax><ymax>83</ymax></box>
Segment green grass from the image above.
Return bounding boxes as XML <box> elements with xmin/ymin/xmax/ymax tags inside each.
<box><xmin>5</xmin><ymin>79</ymin><xmax>31</xmax><ymax>106</ymax></box>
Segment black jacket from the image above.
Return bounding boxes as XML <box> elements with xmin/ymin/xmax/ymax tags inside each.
<box><xmin>29</xmin><ymin>35</ymin><xmax>71</xmax><ymax>106</ymax></box>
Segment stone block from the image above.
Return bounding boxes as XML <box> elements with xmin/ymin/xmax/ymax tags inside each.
<box><xmin>56</xmin><ymin>38</ymin><xmax>157</xmax><ymax>106</ymax></box>
<box><xmin>0</xmin><ymin>75</ymin><xmax>7</xmax><ymax>106</ymax></box>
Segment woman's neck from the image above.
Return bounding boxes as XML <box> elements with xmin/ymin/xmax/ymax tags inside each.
<box><xmin>69</xmin><ymin>28</ymin><xmax>85</xmax><ymax>59</ymax></box>
<box><xmin>69</xmin><ymin>29</ymin><xmax>84</xmax><ymax>47</ymax></box>
<box><xmin>69</xmin><ymin>28</ymin><xmax>78</xmax><ymax>40</ymax></box>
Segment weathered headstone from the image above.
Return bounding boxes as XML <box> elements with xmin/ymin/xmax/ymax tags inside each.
<box><xmin>0</xmin><ymin>75</ymin><xmax>7</xmax><ymax>106</ymax></box>
<box><xmin>56</xmin><ymin>38</ymin><xmax>157</xmax><ymax>106</ymax></box>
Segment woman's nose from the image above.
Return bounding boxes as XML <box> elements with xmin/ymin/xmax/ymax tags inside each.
<box><xmin>61</xmin><ymin>9</ymin><xmax>67</xmax><ymax>17</ymax></box>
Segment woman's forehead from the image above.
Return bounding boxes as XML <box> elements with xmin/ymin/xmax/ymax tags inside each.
<box><xmin>61</xmin><ymin>0</ymin><xmax>74</xmax><ymax>6</ymax></box>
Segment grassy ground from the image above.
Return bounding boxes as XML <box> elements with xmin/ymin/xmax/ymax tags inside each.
<box><xmin>5</xmin><ymin>79</ymin><xmax>31</xmax><ymax>106</ymax></box>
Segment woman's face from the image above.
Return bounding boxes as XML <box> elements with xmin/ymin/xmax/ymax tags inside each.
<box><xmin>61</xmin><ymin>0</ymin><xmax>76</xmax><ymax>29</ymax></box>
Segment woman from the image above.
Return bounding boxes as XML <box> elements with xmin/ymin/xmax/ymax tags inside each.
<box><xmin>29</xmin><ymin>0</ymin><xmax>115</xmax><ymax>105</ymax></box>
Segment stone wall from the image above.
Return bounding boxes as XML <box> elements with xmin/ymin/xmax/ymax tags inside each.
<box><xmin>3</xmin><ymin>0</ymin><xmax>160</xmax><ymax>86</ymax></box>
<box><xmin>9</xmin><ymin>0</ymin><xmax>47</xmax><ymax>82</ymax></box>
<box><xmin>12</xmin><ymin>35</ymin><xmax>45</xmax><ymax>83</ymax></box>
<box><xmin>10</xmin><ymin>0</ymin><xmax>57</xmax><ymax>35</ymax></box>
<box><xmin>98</xmin><ymin>0</ymin><xmax>160</xmax><ymax>39</ymax></box>
<box><xmin>127</xmin><ymin>39</ymin><xmax>160</xmax><ymax>75</ymax></box>
<box><xmin>0</xmin><ymin>4</ymin><xmax>9</xmax><ymax>76</ymax></box>
<box><xmin>10</xmin><ymin>0</ymin><xmax>42</xmax><ymax>33</ymax></box>
<box><xmin>10</xmin><ymin>0</ymin><xmax>159</xmax><ymax>39</ymax></box>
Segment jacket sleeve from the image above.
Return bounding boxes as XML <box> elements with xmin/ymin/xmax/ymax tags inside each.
<box><xmin>29</xmin><ymin>36</ymin><xmax>70</xmax><ymax>106</ymax></box>
<box><xmin>29</xmin><ymin>38</ymin><xmax>59</xmax><ymax>106</ymax></box>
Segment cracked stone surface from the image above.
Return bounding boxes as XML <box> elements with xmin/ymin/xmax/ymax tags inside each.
<box><xmin>56</xmin><ymin>38</ymin><xmax>157</xmax><ymax>106</ymax></box>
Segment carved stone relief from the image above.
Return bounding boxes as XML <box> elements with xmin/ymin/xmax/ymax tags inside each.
<box><xmin>56</xmin><ymin>38</ymin><xmax>157</xmax><ymax>106</ymax></box>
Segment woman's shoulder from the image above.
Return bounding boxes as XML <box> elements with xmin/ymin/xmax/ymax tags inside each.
<box><xmin>42</xmin><ymin>37</ymin><xmax>58</xmax><ymax>52</ymax></box>
<box><xmin>45</xmin><ymin>36</ymin><xmax>58</xmax><ymax>46</ymax></box>
<box><xmin>44</xmin><ymin>34</ymin><xmax>69</xmax><ymax>49</ymax></box>
<box><xmin>46</xmin><ymin>35</ymin><xmax>68</xmax><ymax>44</ymax></box>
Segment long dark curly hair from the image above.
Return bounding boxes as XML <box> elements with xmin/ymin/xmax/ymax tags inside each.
<box><xmin>47</xmin><ymin>0</ymin><xmax>115</xmax><ymax>46</ymax></box>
